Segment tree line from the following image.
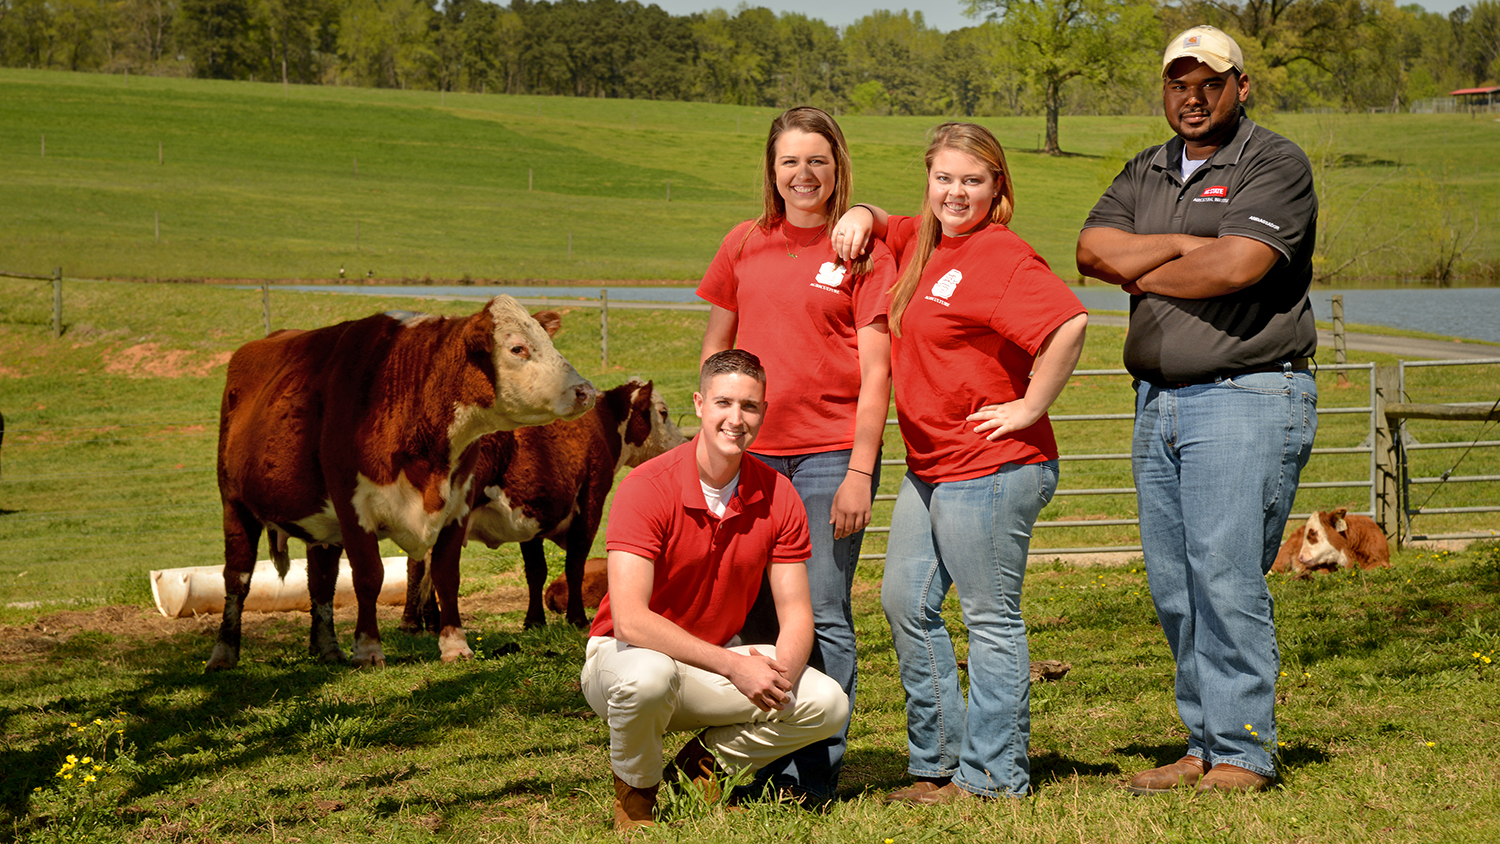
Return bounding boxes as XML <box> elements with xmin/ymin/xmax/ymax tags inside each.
<box><xmin>4</xmin><ymin>0</ymin><xmax>1498</xmax><ymax>144</ymax></box>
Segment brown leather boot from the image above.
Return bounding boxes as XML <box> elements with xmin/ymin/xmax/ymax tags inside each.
<box><xmin>1194</xmin><ymin>762</ymin><xmax>1274</xmax><ymax>794</ymax></box>
<box><xmin>672</xmin><ymin>734</ymin><xmax>725</xmax><ymax>803</ymax></box>
<box><xmin>612</xmin><ymin>774</ymin><xmax>658</xmax><ymax>833</ymax></box>
<box><xmin>1125</xmin><ymin>755</ymin><xmax>1210</xmax><ymax>795</ymax></box>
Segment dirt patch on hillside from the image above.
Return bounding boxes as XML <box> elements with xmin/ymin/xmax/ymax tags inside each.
<box><xmin>0</xmin><ymin>583</ymin><xmax>533</xmax><ymax>665</ymax></box>
<box><xmin>104</xmin><ymin>344</ymin><xmax>232</xmax><ymax>378</ymax></box>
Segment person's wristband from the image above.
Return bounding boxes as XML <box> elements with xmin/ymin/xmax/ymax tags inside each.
<box><xmin>846</xmin><ymin>466</ymin><xmax>873</xmax><ymax>477</ymax></box>
<box><xmin>851</xmin><ymin>203</ymin><xmax>875</xmax><ymax>219</ymax></box>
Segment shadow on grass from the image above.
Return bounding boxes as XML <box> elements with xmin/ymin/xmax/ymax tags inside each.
<box><xmin>0</xmin><ymin>617</ymin><xmax>596</xmax><ymax>828</ymax></box>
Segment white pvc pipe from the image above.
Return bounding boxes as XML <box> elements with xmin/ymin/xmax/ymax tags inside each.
<box><xmin>150</xmin><ymin>557</ymin><xmax>408</xmax><ymax>619</ymax></box>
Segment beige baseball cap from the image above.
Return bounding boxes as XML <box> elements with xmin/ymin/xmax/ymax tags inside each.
<box><xmin>1161</xmin><ymin>25</ymin><xmax>1244</xmax><ymax>78</ymax></box>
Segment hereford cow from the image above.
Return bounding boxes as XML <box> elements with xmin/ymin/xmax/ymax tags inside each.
<box><xmin>211</xmin><ymin>297</ymin><xmax>595</xmax><ymax>670</ymax></box>
<box><xmin>1271</xmin><ymin>508</ymin><xmax>1391</xmax><ymax>578</ymax></box>
<box><xmin>402</xmin><ymin>377</ymin><xmax>686</xmax><ymax>632</ymax></box>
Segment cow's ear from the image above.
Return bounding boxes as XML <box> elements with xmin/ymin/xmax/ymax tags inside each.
<box><xmin>465</xmin><ymin>307</ymin><xmax>496</xmax><ymax>355</ymax></box>
<box><xmin>532</xmin><ymin>310</ymin><xmax>562</xmax><ymax>338</ymax></box>
<box><xmin>1331</xmin><ymin>512</ymin><xmax>1348</xmax><ymax>533</ymax></box>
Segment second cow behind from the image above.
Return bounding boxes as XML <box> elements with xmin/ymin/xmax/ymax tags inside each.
<box><xmin>403</xmin><ymin>377</ymin><xmax>686</xmax><ymax>632</ymax></box>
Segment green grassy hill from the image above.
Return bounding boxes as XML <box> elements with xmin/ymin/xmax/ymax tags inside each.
<box><xmin>4</xmin><ymin>69</ymin><xmax>1497</xmax><ymax>282</ymax></box>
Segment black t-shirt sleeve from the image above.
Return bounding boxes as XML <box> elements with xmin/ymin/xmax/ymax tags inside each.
<box><xmin>1217</xmin><ymin>147</ymin><xmax>1316</xmax><ymax>264</ymax></box>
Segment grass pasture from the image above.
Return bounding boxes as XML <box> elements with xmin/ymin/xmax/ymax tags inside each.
<box><xmin>2</xmin><ymin>280</ymin><xmax>1500</xmax><ymax>842</ymax></box>
<box><xmin>3</xmin><ymin>68</ymin><xmax>1498</xmax><ymax>282</ymax></box>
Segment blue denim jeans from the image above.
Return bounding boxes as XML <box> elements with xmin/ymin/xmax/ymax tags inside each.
<box><xmin>1133</xmin><ymin>368</ymin><xmax>1317</xmax><ymax>777</ymax></box>
<box><xmin>745</xmin><ymin>448</ymin><xmax>877</xmax><ymax>799</ymax></box>
<box><xmin>881</xmin><ymin>460</ymin><xmax>1058</xmax><ymax>798</ymax></box>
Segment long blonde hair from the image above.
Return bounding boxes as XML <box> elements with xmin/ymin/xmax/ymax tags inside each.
<box><xmin>888</xmin><ymin>123</ymin><xmax>1016</xmax><ymax>337</ymax></box>
<box><xmin>741</xmin><ymin>106</ymin><xmax>871</xmax><ymax>275</ymax></box>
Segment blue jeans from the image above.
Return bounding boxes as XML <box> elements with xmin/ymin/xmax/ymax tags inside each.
<box><xmin>745</xmin><ymin>448</ymin><xmax>877</xmax><ymax>799</ymax></box>
<box><xmin>881</xmin><ymin>460</ymin><xmax>1058</xmax><ymax>798</ymax></box>
<box><xmin>1133</xmin><ymin>368</ymin><xmax>1317</xmax><ymax>777</ymax></box>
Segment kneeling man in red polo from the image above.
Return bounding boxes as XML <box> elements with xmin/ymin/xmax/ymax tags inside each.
<box><xmin>581</xmin><ymin>349</ymin><xmax>849</xmax><ymax>831</ymax></box>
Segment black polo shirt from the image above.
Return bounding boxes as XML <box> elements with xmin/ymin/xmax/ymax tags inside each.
<box><xmin>1083</xmin><ymin>113</ymin><xmax>1318</xmax><ymax>385</ymax></box>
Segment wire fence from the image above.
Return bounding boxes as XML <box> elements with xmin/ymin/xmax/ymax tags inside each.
<box><xmin>2</xmin><ymin>287</ymin><xmax>1497</xmax><ymax>610</ymax></box>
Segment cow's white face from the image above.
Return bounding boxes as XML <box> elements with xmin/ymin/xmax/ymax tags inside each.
<box><xmin>1295</xmin><ymin>511</ymin><xmax>1348</xmax><ymax>571</ymax></box>
<box><xmin>488</xmin><ymin>296</ymin><xmax>596</xmax><ymax>426</ymax></box>
<box><xmin>448</xmin><ymin>296</ymin><xmax>596</xmax><ymax>458</ymax></box>
<box><xmin>618</xmin><ymin>381</ymin><xmax>688</xmax><ymax>472</ymax></box>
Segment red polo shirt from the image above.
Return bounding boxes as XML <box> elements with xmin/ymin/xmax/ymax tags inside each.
<box><xmin>590</xmin><ymin>441</ymin><xmax>812</xmax><ymax>646</ymax></box>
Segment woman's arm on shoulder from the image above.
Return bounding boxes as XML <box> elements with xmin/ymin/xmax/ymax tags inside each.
<box><xmin>832</xmin><ymin>204</ymin><xmax>889</xmax><ymax>263</ymax></box>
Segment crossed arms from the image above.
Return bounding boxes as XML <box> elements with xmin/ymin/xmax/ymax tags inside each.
<box><xmin>1075</xmin><ymin>228</ymin><xmax>1280</xmax><ymax>299</ymax></box>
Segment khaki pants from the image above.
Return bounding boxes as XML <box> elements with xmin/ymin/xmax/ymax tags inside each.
<box><xmin>581</xmin><ymin>636</ymin><xmax>850</xmax><ymax>788</ymax></box>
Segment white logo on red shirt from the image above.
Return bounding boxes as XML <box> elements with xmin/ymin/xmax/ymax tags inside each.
<box><xmin>812</xmin><ymin>261</ymin><xmax>847</xmax><ymax>291</ymax></box>
<box><xmin>931</xmin><ymin>269</ymin><xmax>962</xmax><ymax>299</ymax></box>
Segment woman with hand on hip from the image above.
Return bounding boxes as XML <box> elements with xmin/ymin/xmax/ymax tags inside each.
<box><xmin>697</xmin><ymin>106</ymin><xmax>896</xmax><ymax>801</ymax></box>
<box><xmin>832</xmin><ymin>122</ymin><xmax>1087</xmax><ymax>801</ymax></box>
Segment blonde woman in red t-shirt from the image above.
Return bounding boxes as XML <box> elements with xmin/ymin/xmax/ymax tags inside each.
<box><xmin>831</xmin><ymin>123</ymin><xmax>1087</xmax><ymax>801</ymax></box>
<box><xmin>696</xmin><ymin>106</ymin><xmax>897</xmax><ymax>801</ymax></box>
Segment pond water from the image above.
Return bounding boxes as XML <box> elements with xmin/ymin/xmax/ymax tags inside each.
<box><xmin>1071</xmin><ymin>287</ymin><xmax>1500</xmax><ymax>344</ymax></box>
<box><xmin>274</xmin><ymin>284</ymin><xmax>1500</xmax><ymax>344</ymax></box>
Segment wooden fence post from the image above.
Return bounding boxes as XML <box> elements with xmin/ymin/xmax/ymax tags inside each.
<box><xmin>1372</xmin><ymin>364</ymin><xmax>1402</xmax><ymax>548</ymax></box>
<box><xmin>52</xmin><ymin>267</ymin><xmax>62</xmax><ymax>339</ymax></box>
<box><xmin>600</xmin><ymin>289</ymin><xmax>609</xmax><ymax>369</ymax></box>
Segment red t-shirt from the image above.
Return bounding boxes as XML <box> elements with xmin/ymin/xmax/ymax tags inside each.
<box><xmin>590</xmin><ymin>441</ymin><xmax>812</xmax><ymax>646</ymax></box>
<box><xmin>885</xmin><ymin>216</ymin><xmax>1086</xmax><ymax>483</ymax></box>
<box><xmin>696</xmin><ymin>219</ymin><xmax>895</xmax><ymax>455</ymax></box>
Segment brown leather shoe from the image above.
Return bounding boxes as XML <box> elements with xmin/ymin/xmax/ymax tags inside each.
<box><xmin>612</xmin><ymin>773</ymin><xmax>658</xmax><ymax>832</ymax></box>
<box><xmin>883</xmin><ymin>780</ymin><xmax>945</xmax><ymax>804</ymax></box>
<box><xmin>1194</xmin><ymin>762</ymin><xmax>1274</xmax><ymax>794</ymax></box>
<box><xmin>1125</xmin><ymin>755</ymin><xmax>1210</xmax><ymax>795</ymax></box>
<box><xmin>672</xmin><ymin>734</ymin><xmax>726</xmax><ymax>803</ymax></box>
<box><xmin>907</xmin><ymin>782</ymin><xmax>973</xmax><ymax>805</ymax></box>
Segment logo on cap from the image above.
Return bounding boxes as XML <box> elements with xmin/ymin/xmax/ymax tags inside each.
<box><xmin>1185</xmin><ymin>35</ymin><xmax>1201</xmax><ymax>47</ymax></box>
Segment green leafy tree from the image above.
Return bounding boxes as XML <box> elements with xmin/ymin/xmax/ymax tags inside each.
<box><xmin>178</xmin><ymin>0</ymin><xmax>254</xmax><ymax>78</ymax></box>
<box><xmin>108</xmin><ymin>0</ymin><xmax>177</xmax><ymax>70</ymax></box>
<box><xmin>1463</xmin><ymin>0</ymin><xmax>1500</xmax><ymax>83</ymax></box>
<box><xmin>1167</xmin><ymin>0</ymin><xmax>1379</xmax><ymax>109</ymax></box>
<box><xmin>771</xmin><ymin>12</ymin><xmax>846</xmax><ymax>108</ymax></box>
<box><xmin>844</xmin><ymin>9</ymin><xmax>943</xmax><ymax>115</ymax></box>
<box><xmin>968</xmin><ymin>0</ymin><xmax>1156</xmax><ymax>154</ymax></box>
<box><xmin>935</xmin><ymin>22</ymin><xmax>1026</xmax><ymax>116</ymax></box>
<box><xmin>253</xmin><ymin>0</ymin><xmax>337</xmax><ymax>84</ymax></box>
<box><xmin>337</xmin><ymin>0</ymin><xmax>436</xmax><ymax>88</ymax></box>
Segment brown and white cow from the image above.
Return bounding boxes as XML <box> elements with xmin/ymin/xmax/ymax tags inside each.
<box><xmin>1271</xmin><ymin>508</ymin><xmax>1391</xmax><ymax>578</ymax></box>
<box><xmin>211</xmin><ymin>296</ymin><xmax>595</xmax><ymax>670</ymax></box>
<box><xmin>543</xmin><ymin>556</ymin><xmax>607</xmax><ymax>616</ymax></box>
<box><xmin>402</xmin><ymin>377</ymin><xmax>685</xmax><ymax>632</ymax></box>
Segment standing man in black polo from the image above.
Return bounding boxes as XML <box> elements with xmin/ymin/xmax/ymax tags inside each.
<box><xmin>1076</xmin><ymin>25</ymin><xmax>1318</xmax><ymax>794</ymax></box>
